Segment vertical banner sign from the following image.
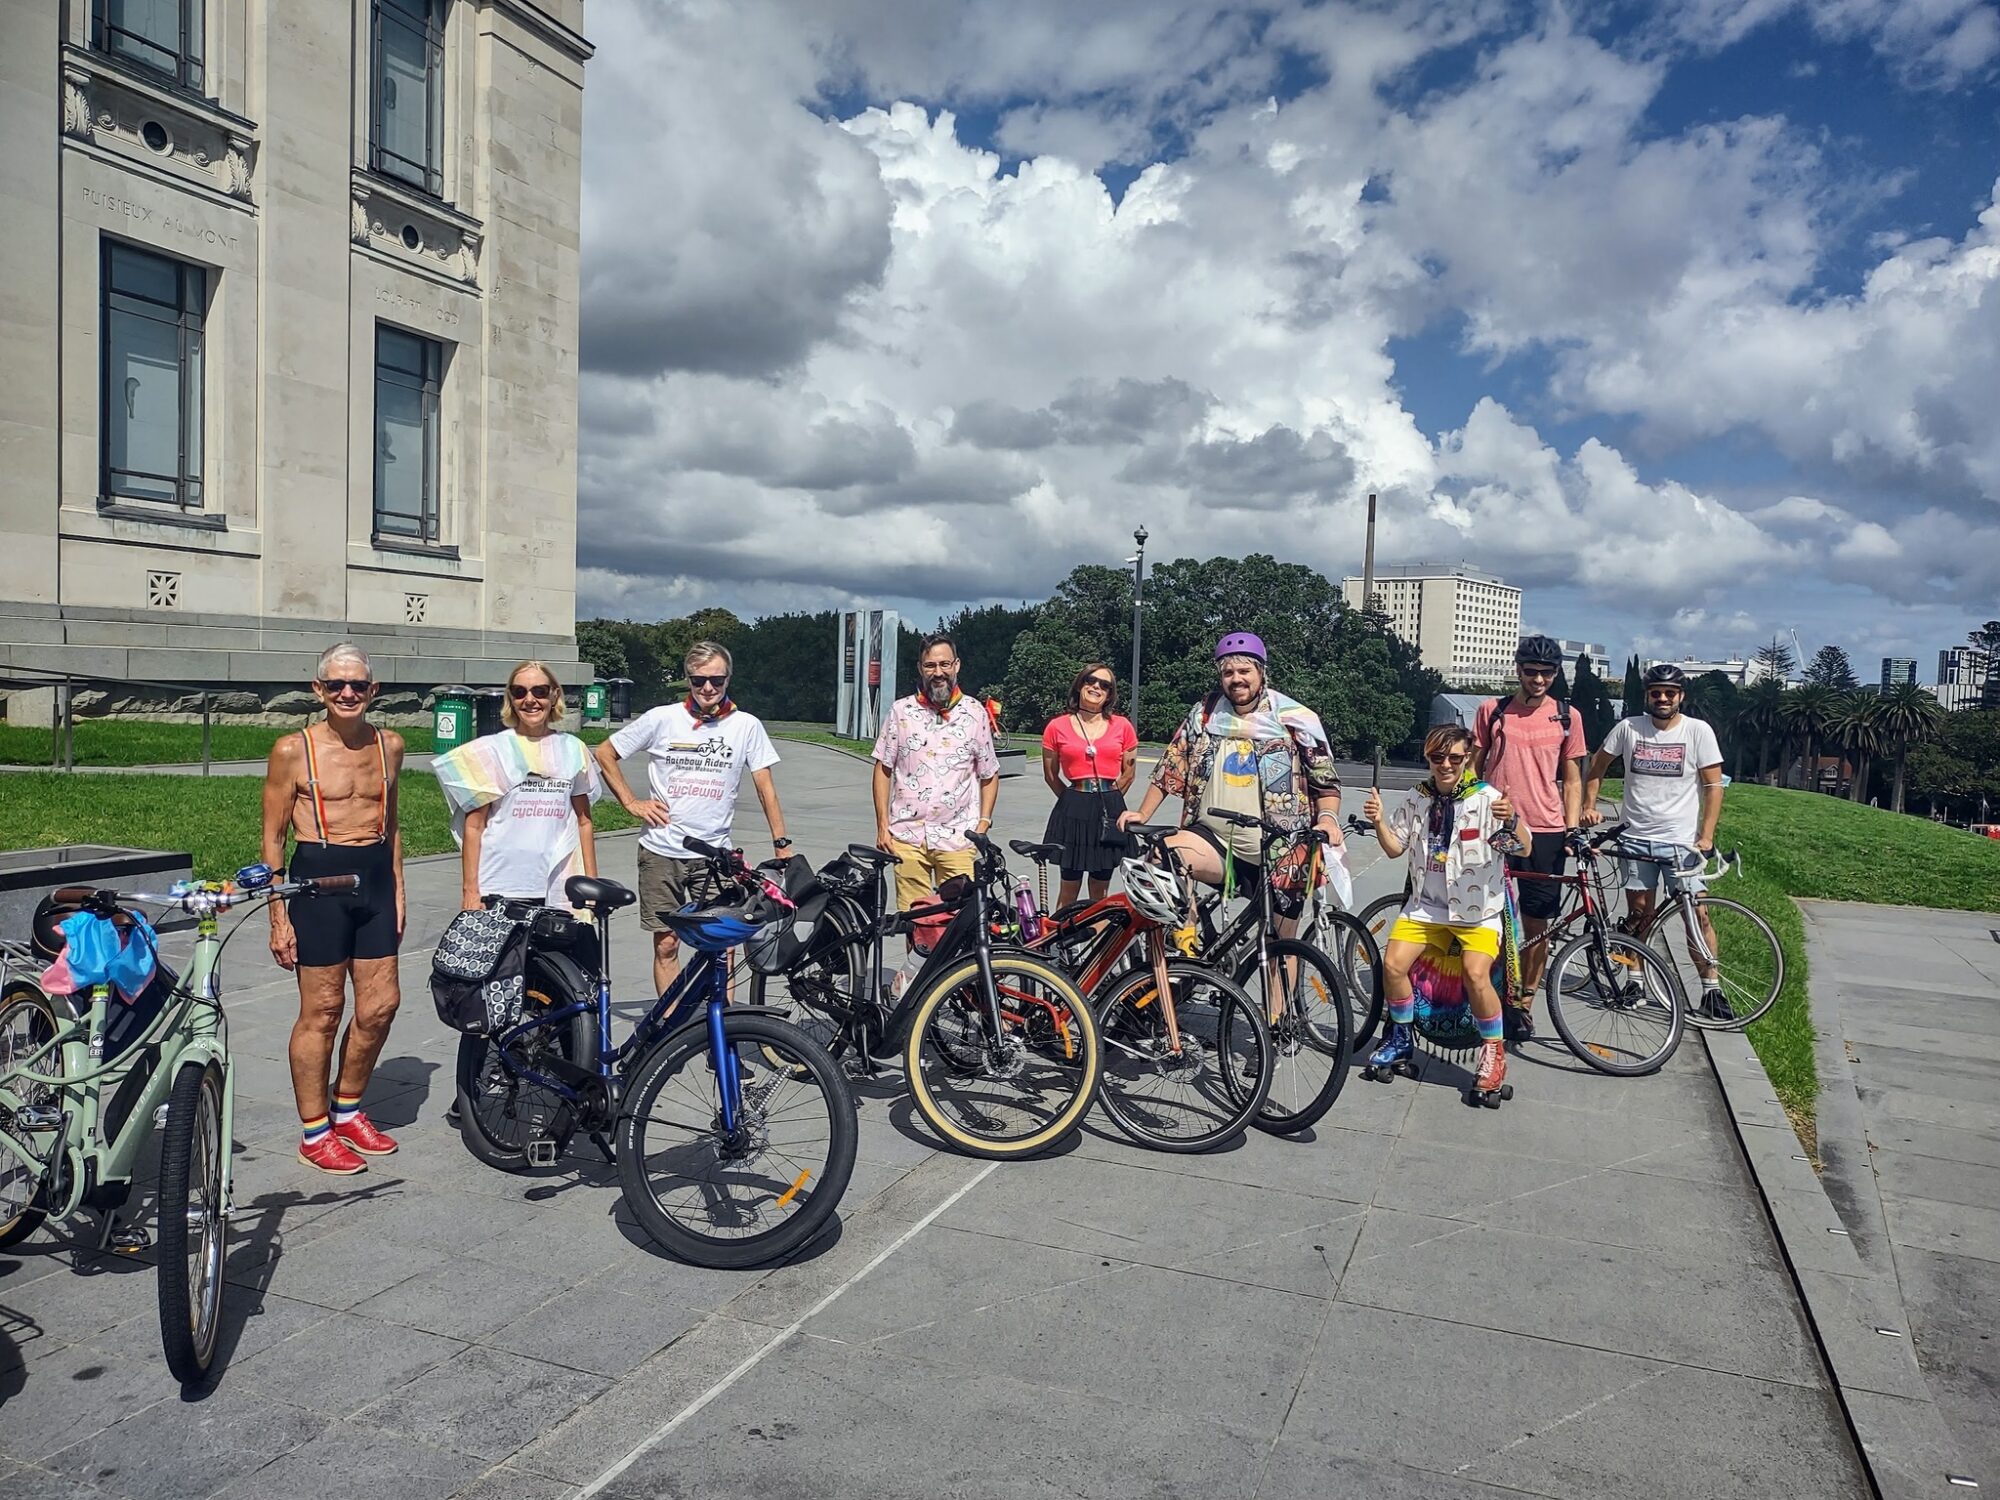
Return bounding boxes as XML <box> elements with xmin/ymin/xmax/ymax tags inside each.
<box><xmin>835</xmin><ymin>608</ymin><xmax>899</xmax><ymax>740</ymax></box>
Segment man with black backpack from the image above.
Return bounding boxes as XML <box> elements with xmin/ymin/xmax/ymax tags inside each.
<box><xmin>1472</xmin><ymin>635</ymin><xmax>1587</xmax><ymax>1039</ymax></box>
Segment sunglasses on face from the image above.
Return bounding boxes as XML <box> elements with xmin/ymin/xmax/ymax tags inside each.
<box><xmin>319</xmin><ymin>679</ymin><xmax>373</xmax><ymax>697</ymax></box>
<box><xmin>1083</xmin><ymin>678</ymin><xmax>1114</xmax><ymax>692</ymax></box>
<box><xmin>1646</xmin><ymin>689</ymin><xmax>1682</xmax><ymax>700</ymax></box>
<box><xmin>1518</xmin><ymin>666</ymin><xmax>1557</xmax><ymax>679</ymax></box>
<box><xmin>688</xmin><ymin>674</ymin><xmax>729</xmax><ymax>689</ymax></box>
<box><xmin>510</xmin><ymin>683</ymin><xmax>553</xmax><ymax>701</ymax></box>
<box><xmin>1426</xmin><ymin>751</ymin><xmax>1468</xmax><ymax>764</ymax></box>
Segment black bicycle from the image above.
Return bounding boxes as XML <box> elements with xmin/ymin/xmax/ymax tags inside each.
<box><xmin>744</xmin><ymin>831</ymin><xmax>1101</xmax><ymax>1159</ymax></box>
<box><xmin>1188</xmin><ymin>810</ymin><xmax>1376</xmax><ymax>1133</ymax></box>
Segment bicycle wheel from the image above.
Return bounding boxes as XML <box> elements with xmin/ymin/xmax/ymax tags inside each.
<box><xmin>455</xmin><ymin>971</ymin><xmax>596</xmax><ymax>1171</ymax></box>
<box><xmin>1235</xmin><ymin>934</ymin><xmax>1359</xmax><ymax>1134</ymax></box>
<box><xmin>616</xmin><ymin>1011</ymin><xmax>856</xmax><ymax>1269</ymax></box>
<box><xmin>1095</xmin><ymin>961</ymin><xmax>1269</xmax><ymax>1152</ymax></box>
<box><xmin>903</xmin><ymin>952</ymin><xmax>1100</xmax><ymax>1159</ymax></box>
<box><xmin>1645</xmin><ymin>896</ymin><xmax>1784</xmax><ymax>1031</ymax></box>
<box><xmin>1341</xmin><ymin>893</ymin><xmax>1401</xmax><ymax>1046</ymax></box>
<box><xmin>0</xmin><ymin>985</ymin><xmax>63</xmax><ymax>1249</ymax></box>
<box><xmin>747</xmin><ymin>899</ymin><xmax>865</xmax><ymax>1072</ymax></box>
<box><xmin>158</xmin><ymin>1060</ymin><xmax>227</xmax><ymax>1385</ymax></box>
<box><xmin>1544</xmin><ymin>929</ymin><xmax>1685</xmax><ymax>1076</ymax></box>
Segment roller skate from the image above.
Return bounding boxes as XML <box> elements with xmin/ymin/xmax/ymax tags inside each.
<box><xmin>1466</xmin><ymin>1038</ymin><xmax>1513</xmax><ymax>1108</ymax></box>
<box><xmin>1501</xmin><ymin>1001</ymin><xmax>1535</xmax><ymax>1045</ymax></box>
<box><xmin>1362</xmin><ymin>1022</ymin><xmax>1418</xmax><ymax>1081</ymax></box>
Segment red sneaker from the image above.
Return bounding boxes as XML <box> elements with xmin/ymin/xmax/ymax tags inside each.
<box><xmin>298</xmin><ymin>1133</ymin><xmax>368</xmax><ymax>1175</ymax></box>
<box><xmin>332</xmin><ymin>1112</ymin><xmax>398</xmax><ymax>1156</ymax></box>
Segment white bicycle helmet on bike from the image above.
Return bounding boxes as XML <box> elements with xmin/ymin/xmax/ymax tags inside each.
<box><xmin>1120</xmin><ymin>855</ymin><xmax>1190</xmax><ymax>926</ymax></box>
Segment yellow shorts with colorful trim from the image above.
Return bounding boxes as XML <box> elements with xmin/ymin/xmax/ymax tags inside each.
<box><xmin>1387</xmin><ymin>916</ymin><xmax>1501</xmax><ymax>959</ymax></box>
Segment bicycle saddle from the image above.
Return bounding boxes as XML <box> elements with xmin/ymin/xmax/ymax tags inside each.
<box><xmin>564</xmin><ymin>876</ymin><xmax>637</xmax><ymax>912</ymax></box>
<box><xmin>1009</xmin><ymin>840</ymin><xmax>1065</xmax><ymax>862</ymax></box>
<box><xmin>1120</xmin><ymin>822</ymin><xmax>1180</xmax><ymax>841</ymax></box>
<box><xmin>844</xmin><ymin>843</ymin><xmax>898</xmax><ymax>866</ymax></box>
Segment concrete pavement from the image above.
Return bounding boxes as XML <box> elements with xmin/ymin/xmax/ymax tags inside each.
<box><xmin>0</xmin><ymin>743</ymin><xmax>1864</xmax><ymax>1498</ymax></box>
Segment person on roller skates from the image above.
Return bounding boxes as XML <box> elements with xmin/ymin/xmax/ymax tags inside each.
<box><xmin>1361</xmin><ymin>725</ymin><xmax>1524</xmax><ymax>1107</ymax></box>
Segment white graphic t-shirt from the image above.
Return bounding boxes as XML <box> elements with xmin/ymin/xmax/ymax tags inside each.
<box><xmin>1601</xmin><ymin>715</ymin><xmax>1723</xmax><ymax>844</ymax></box>
<box><xmin>608</xmin><ymin>704</ymin><xmax>781</xmax><ymax>858</ymax></box>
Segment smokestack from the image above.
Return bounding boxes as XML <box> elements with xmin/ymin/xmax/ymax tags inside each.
<box><xmin>1361</xmin><ymin>492</ymin><xmax>1378</xmax><ymax>621</ymax></box>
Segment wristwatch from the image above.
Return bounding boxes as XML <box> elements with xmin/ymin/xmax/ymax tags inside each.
<box><xmin>773</xmin><ymin>837</ymin><xmax>793</xmax><ymax>850</ymax></box>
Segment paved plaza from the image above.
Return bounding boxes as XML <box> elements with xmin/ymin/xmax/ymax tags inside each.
<box><xmin>1</xmin><ymin>743</ymin><xmax>1870</xmax><ymax>1498</ymax></box>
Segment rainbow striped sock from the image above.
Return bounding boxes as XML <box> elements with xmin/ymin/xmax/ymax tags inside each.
<box><xmin>301</xmin><ymin>1114</ymin><xmax>331</xmax><ymax>1144</ymax></box>
<box><xmin>332</xmin><ymin>1093</ymin><xmax>363</xmax><ymax>1125</ymax></box>
<box><xmin>1389</xmin><ymin>998</ymin><xmax>1415</xmax><ymax>1025</ymax></box>
<box><xmin>1475</xmin><ymin>1010</ymin><xmax>1504</xmax><ymax>1042</ymax></box>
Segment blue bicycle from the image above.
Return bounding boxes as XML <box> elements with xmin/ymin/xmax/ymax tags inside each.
<box><xmin>454</xmin><ymin>840</ymin><xmax>857</xmax><ymax>1269</ymax></box>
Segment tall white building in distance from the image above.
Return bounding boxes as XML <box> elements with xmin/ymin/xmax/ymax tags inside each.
<box><xmin>1343</xmin><ymin>563</ymin><xmax>1522</xmax><ymax>685</ymax></box>
<box><xmin>1881</xmin><ymin>658</ymin><xmax>1919</xmax><ymax>689</ymax></box>
<box><xmin>1551</xmin><ymin>638</ymin><xmax>1611</xmax><ymax>678</ymax></box>
<box><xmin>1936</xmin><ymin>647</ymin><xmax>1990</xmax><ymax>711</ymax></box>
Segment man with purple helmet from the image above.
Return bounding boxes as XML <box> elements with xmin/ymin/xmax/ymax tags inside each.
<box><xmin>1120</xmin><ymin>631</ymin><xmax>1344</xmax><ymax>916</ymax></box>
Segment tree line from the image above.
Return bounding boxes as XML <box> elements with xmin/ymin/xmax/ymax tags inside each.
<box><xmin>577</xmin><ymin>554</ymin><xmax>1446</xmax><ymax>756</ymax></box>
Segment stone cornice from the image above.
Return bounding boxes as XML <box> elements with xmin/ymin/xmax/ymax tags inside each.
<box><xmin>486</xmin><ymin>0</ymin><xmax>594</xmax><ymax>63</ymax></box>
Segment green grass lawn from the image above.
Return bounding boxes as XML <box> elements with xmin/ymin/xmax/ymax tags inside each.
<box><xmin>1600</xmin><ymin>779</ymin><xmax>2000</xmax><ymax>1140</ymax></box>
<box><xmin>0</xmin><ymin>720</ymin><xmax>443</xmax><ymax>765</ymax></box>
<box><xmin>0</xmin><ymin>771</ymin><xmax>638</xmax><ymax>879</ymax></box>
<box><xmin>770</xmin><ymin>729</ymin><xmax>874</xmax><ymax>755</ymax></box>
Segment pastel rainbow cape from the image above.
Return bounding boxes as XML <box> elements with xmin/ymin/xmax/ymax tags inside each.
<box><xmin>432</xmin><ymin>730</ymin><xmax>603</xmax><ymax>898</ymax></box>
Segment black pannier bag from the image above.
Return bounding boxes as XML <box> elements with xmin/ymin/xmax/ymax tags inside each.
<box><xmin>431</xmin><ymin>907</ymin><xmax>530</xmax><ymax>1033</ymax></box>
<box><xmin>743</xmin><ymin>855</ymin><xmax>833</xmax><ymax>976</ymax></box>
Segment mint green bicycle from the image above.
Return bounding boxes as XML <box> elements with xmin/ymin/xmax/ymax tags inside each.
<box><xmin>0</xmin><ymin>863</ymin><xmax>354</xmax><ymax>1384</ymax></box>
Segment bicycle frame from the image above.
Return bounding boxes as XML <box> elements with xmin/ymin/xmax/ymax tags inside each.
<box><xmin>0</xmin><ymin>897</ymin><xmax>234</xmax><ymax>1241</ymax></box>
<box><xmin>1020</xmin><ymin>878</ymin><xmax>1190</xmax><ymax>1055</ymax></box>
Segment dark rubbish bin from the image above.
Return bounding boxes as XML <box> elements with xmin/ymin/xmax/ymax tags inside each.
<box><xmin>608</xmin><ymin>677</ymin><xmax>634</xmax><ymax>720</ymax></box>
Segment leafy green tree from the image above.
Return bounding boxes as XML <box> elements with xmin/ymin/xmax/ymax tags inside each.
<box><xmin>1733</xmin><ymin>678</ymin><xmax>1786</xmax><ymax>782</ymax></box>
<box><xmin>1802</xmin><ymin>645</ymin><xmax>1860</xmax><ymax>691</ymax></box>
<box><xmin>1906</xmin><ymin>708</ymin><xmax>2000</xmax><ymax>819</ymax></box>
<box><xmin>733</xmin><ymin>611</ymin><xmax>839</xmax><ymax>721</ymax></box>
<box><xmin>1753</xmin><ymin>636</ymin><xmax>1797</xmax><ymax>683</ymax></box>
<box><xmin>1827</xmin><ymin>692</ymin><xmax>1885</xmax><ymax>804</ymax></box>
<box><xmin>1622</xmin><ymin>655</ymin><xmax>1644</xmax><ymax>720</ymax></box>
<box><xmin>1968</xmin><ymin>621</ymin><xmax>2000</xmax><ymax>657</ymax></box>
<box><xmin>574</xmin><ymin>620</ymin><xmax>630</xmax><ymax>681</ymax></box>
<box><xmin>1875</xmin><ymin>682</ymin><xmax>1945</xmax><ymax>814</ymax></box>
<box><xmin>1781</xmin><ymin>684</ymin><xmax>1839</xmax><ymax>791</ymax></box>
<box><xmin>1570</xmin><ymin>653</ymin><xmax>1617</xmax><ymax>747</ymax></box>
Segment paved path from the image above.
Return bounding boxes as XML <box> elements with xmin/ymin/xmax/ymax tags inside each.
<box><xmin>1802</xmin><ymin>899</ymin><xmax>2000</xmax><ymax>1488</ymax></box>
<box><xmin>0</xmin><ymin>745</ymin><xmax>1864</xmax><ymax>1498</ymax></box>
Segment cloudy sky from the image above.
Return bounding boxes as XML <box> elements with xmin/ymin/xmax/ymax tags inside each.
<box><xmin>574</xmin><ymin>0</ymin><xmax>2000</xmax><ymax>678</ymax></box>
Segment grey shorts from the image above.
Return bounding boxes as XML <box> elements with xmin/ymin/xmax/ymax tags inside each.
<box><xmin>636</xmin><ymin>847</ymin><xmax>721</xmax><ymax>932</ymax></box>
<box><xmin>1618</xmin><ymin>838</ymin><xmax>1706</xmax><ymax>897</ymax></box>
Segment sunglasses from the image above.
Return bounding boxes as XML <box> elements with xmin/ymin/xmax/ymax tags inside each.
<box><xmin>688</xmin><ymin>674</ymin><xmax>729</xmax><ymax>689</ymax></box>
<box><xmin>1518</xmin><ymin>665</ymin><xmax>1557</xmax><ymax>679</ymax></box>
<box><xmin>1083</xmin><ymin>678</ymin><xmax>1114</xmax><ymax>691</ymax></box>
<box><xmin>1426</xmin><ymin>750</ymin><xmax>1468</xmax><ymax>763</ymax></box>
<box><xmin>509</xmin><ymin>683</ymin><xmax>553</xmax><ymax>701</ymax></box>
<box><xmin>1646</xmin><ymin>688</ymin><xmax>1683</xmax><ymax>699</ymax></box>
<box><xmin>319</xmin><ymin>679</ymin><xmax>373</xmax><ymax>697</ymax></box>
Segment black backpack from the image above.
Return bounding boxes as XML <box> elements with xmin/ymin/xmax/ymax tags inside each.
<box><xmin>1479</xmin><ymin>695</ymin><xmax>1572</xmax><ymax>786</ymax></box>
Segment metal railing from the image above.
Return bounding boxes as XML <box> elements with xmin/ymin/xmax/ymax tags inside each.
<box><xmin>0</xmin><ymin>668</ymin><xmax>224</xmax><ymax>775</ymax></box>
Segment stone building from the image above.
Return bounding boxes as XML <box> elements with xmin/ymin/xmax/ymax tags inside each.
<box><xmin>0</xmin><ymin>0</ymin><xmax>592</xmax><ymax>714</ymax></box>
<box><xmin>1341</xmin><ymin>563</ymin><xmax>1523</xmax><ymax>687</ymax></box>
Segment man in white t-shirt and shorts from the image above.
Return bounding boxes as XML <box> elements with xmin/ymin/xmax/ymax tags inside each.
<box><xmin>593</xmin><ymin>641</ymin><xmax>792</xmax><ymax>999</ymax></box>
<box><xmin>1581</xmin><ymin>661</ymin><xmax>1730</xmax><ymax>1018</ymax></box>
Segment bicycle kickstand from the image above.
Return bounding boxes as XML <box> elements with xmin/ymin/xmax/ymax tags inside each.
<box><xmin>588</xmin><ymin>1130</ymin><xmax>615</xmax><ymax>1164</ymax></box>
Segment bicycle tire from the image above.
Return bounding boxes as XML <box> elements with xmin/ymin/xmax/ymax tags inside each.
<box><xmin>157</xmin><ymin>1059</ymin><xmax>227</xmax><ymax>1385</ymax></box>
<box><xmin>1342</xmin><ymin>893</ymin><xmax>1401</xmax><ymax>1046</ymax></box>
<box><xmin>1095</xmin><ymin>960</ymin><xmax>1269</xmax><ymax>1152</ymax></box>
<box><xmin>747</xmin><ymin>897</ymin><xmax>867</xmax><ymax>1072</ymax></box>
<box><xmin>1544</xmin><ymin>929</ymin><xmax>1685</xmax><ymax>1076</ymax></box>
<box><xmin>455</xmin><ymin>969</ymin><xmax>597</xmax><ymax>1172</ymax></box>
<box><xmin>616</xmin><ymin>1011</ymin><xmax>857</xmax><ymax>1269</ymax></box>
<box><xmin>1644</xmin><ymin>896</ymin><xmax>1784</xmax><ymax>1031</ymax></box>
<box><xmin>903</xmin><ymin>952</ymin><xmax>1100</xmax><ymax>1159</ymax></box>
<box><xmin>0</xmin><ymin>985</ymin><xmax>63</xmax><ymax>1249</ymax></box>
<box><xmin>1235</xmin><ymin>934</ymin><xmax>1359</xmax><ymax>1134</ymax></box>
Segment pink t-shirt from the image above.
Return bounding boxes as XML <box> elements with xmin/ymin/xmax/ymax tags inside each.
<box><xmin>1473</xmin><ymin>696</ymin><xmax>1588</xmax><ymax>834</ymax></box>
<box><xmin>1042</xmin><ymin>714</ymin><xmax>1136</xmax><ymax>784</ymax></box>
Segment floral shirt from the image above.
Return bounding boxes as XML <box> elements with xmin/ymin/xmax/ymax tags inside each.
<box><xmin>872</xmin><ymin>694</ymin><xmax>1000</xmax><ymax>851</ymax></box>
<box><xmin>1152</xmin><ymin>692</ymin><xmax>1340</xmax><ymax>839</ymax></box>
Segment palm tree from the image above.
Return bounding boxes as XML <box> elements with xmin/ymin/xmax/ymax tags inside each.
<box><xmin>1825</xmin><ymin>692</ymin><xmax>1883</xmax><ymax>802</ymax></box>
<box><xmin>1734</xmin><ymin>679</ymin><xmax>1786</xmax><ymax>783</ymax></box>
<box><xmin>1875</xmin><ymin>683</ymin><xmax>1945</xmax><ymax>815</ymax></box>
<box><xmin>1781</xmin><ymin>684</ymin><xmax>1838</xmax><ymax>791</ymax></box>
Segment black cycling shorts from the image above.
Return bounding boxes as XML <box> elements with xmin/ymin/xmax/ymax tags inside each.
<box><xmin>288</xmin><ymin>840</ymin><xmax>400</xmax><ymax>967</ymax></box>
<box><xmin>1508</xmin><ymin>831</ymin><xmax>1569</xmax><ymax>922</ymax></box>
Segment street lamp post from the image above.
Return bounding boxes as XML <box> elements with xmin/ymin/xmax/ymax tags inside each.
<box><xmin>1129</xmin><ymin>526</ymin><xmax>1148</xmax><ymax>737</ymax></box>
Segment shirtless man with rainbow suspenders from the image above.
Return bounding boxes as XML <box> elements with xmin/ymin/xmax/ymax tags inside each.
<box><xmin>259</xmin><ymin>644</ymin><xmax>408</xmax><ymax>1175</ymax></box>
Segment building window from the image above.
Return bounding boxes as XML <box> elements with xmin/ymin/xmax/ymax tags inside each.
<box><xmin>94</xmin><ymin>0</ymin><xmax>205</xmax><ymax>94</ymax></box>
<box><xmin>101</xmin><ymin>241</ymin><xmax>205</xmax><ymax>509</ymax></box>
<box><xmin>374</xmin><ymin>325</ymin><xmax>443</xmax><ymax>542</ymax></box>
<box><xmin>370</xmin><ymin>0</ymin><xmax>446</xmax><ymax>198</ymax></box>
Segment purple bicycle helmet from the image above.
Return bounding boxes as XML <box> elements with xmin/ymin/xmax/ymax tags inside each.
<box><xmin>1215</xmin><ymin>631</ymin><xmax>1267</xmax><ymax>663</ymax></box>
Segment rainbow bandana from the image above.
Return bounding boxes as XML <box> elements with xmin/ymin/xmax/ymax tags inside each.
<box><xmin>920</xmin><ymin>687</ymin><xmax>964</xmax><ymax>718</ymax></box>
<box><xmin>685</xmin><ymin>695</ymin><xmax>736</xmax><ymax>723</ymax></box>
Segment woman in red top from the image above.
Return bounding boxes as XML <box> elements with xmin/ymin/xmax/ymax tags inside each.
<box><xmin>1040</xmin><ymin>664</ymin><xmax>1139</xmax><ymax>907</ymax></box>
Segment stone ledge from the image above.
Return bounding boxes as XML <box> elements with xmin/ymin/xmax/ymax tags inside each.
<box><xmin>1702</xmin><ymin>1026</ymin><xmax>1979</xmax><ymax>1498</ymax></box>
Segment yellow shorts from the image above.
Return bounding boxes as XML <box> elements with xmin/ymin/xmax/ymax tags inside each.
<box><xmin>888</xmin><ymin>839</ymin><xmax>978</xmax><ymax>916</ymax></box>
<box><xmin>1388</xmin><ymin>916</ymin><xmax>1501</xmax><ymax>959</ymax></box>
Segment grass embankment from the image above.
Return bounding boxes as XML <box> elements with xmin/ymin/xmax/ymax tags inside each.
<box><xmin>1604</xmin><ymin>779</ymin><xmax>2000</xmax><ymax>1138</ymax></box>
<box><xmin>0</xmin><ymin>720</ymin><xmax>616</xmax><ymax>766</ymax></box>
<box><xmin>0</xmin><ymin>772</ymin><xmax>638</xmax><ymax>878</ymax></box>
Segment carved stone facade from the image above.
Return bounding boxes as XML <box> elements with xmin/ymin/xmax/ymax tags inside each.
<box><xmin>0</xmin><ymin>2</ymin><xmax>593</xmax><ymax>700</ymax></box>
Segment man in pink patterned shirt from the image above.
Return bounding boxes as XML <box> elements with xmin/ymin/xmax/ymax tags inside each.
<box><xmin>872</xmin><ymin>634</ymin><xmax>1000</xmax><ymax>939</ymax></box>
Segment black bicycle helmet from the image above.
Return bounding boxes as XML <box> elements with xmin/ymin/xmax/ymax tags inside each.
<box><xmin>1643</xmin><ymin>662</ymin><xmax>1689</xmax><ymax>688</ymax></box>
<box><xmin>1515</xmin><ymin>634</ymin><xmax>1564</xmax><ymax>668</ymax></box>
<box><xmin>31</xmin><ymin>894</ymin><xmax>81</xmax><ymax>961</ymax></box>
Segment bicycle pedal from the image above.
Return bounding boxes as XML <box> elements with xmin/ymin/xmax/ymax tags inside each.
<box><xmin>525</xmin><ymin>1138</ymin><xmax>558</xmax><ymax>1167</ymax></box>
<box><xmin>109</xmin><ymin>1226</ymin><xmax>150</xmax><ymax>1254</ymax></box>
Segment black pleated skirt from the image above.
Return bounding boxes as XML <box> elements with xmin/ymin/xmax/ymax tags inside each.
<box><xmin>1042</xmin><ymin>784</ymin><xmax>1128</xmax><ymax>878</ymax></box>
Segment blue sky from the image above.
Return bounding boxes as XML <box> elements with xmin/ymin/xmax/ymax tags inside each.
<box><xmin>574</xmin><ymin>0</ymin><xmax>2000</xmax><ymax>680</ymax></box>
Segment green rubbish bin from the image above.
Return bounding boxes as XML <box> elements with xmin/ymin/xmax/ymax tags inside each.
<box><xmin>432</xmin><ymin>686</ymin><xmax>475</xmax><ymax>752</ymax></box>
<box><xmin>582</xmin><ymin>681</ymin><xmax>609</xmax><ymax>722</ymax></box>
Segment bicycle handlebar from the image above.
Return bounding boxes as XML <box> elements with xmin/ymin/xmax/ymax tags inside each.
<box><xmin>54</xmin><ymin>872</ymin><xmax>357</xmax><ymax>916</ymax></box>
